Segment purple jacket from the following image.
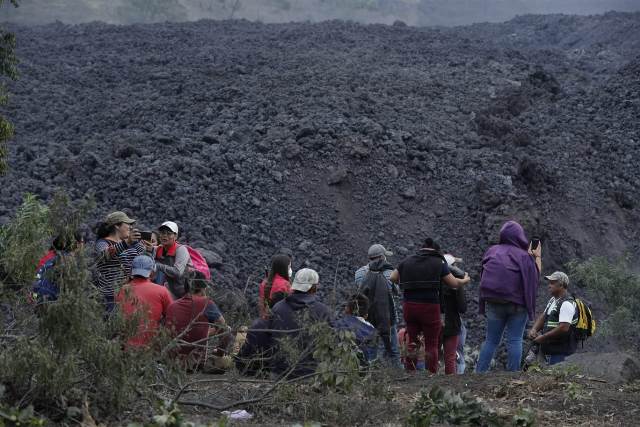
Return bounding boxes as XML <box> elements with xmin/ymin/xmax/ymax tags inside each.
<box><xmin>479</xmin><ymin>221</ymin><xmax>540</xmax><ymax>320</ymax></box>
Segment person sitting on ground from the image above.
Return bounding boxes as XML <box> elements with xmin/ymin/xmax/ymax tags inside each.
<box><xmin>235</xmin><ymin>316</ymin><xmax>275</xmax><ymax>377</ymax></box>
<box><xmin>94</xmin><ymin>211</ymin><xmax>147</xmax><ymax>312</ymax></box>
<box><xmin>475</xmin><ymin>221</ymin><xmax>541</xmax><ymax>373</ymax></box>
<box><xmin>165</xmin><ymin>270</ymin><xmax>228</xmax><ymax>371</ymax></box>
<box><xmin>355</xmin><ymin>244</ymin><xmax>401</xmax><ymax>368</ymax></box>
<box><xmin>335</xmin><ymin>293</ymin><xmax>377</xmax><ymax>364</ymax></box>
<box><xmin>440</xmin><ymin>253</ymin><xmax>468</xmax><ymax>375</ymax></box>
<box><xmin>258</xmin><ymin>253</ymin><xmax>292</xmax><ymax>319</ymax></box>
<box><xmin>269</xmin><ymin>268</ymin><xmax>333</xmax><ymax>378</ymax></box>
<box><xmin>390</xmin><ymin>238</ymin><xmax>470</xmax><ymax>373</ymax></box>
<box><xmin>154</xmin><ymin>221</ymin><xmax>192</xmax><ymax>299</ymax></box>
<box><xmin>116</xmin><ymin>255</ymin><xmax>172</xmax><ymax>348</ymax></box>
<box><xmin>527</xmin><ymin>271</ymin><xmax>577</xmax><ymax>366</ymax></box>
<box><xmin>31</xmin><ymin>231</ymin><xmax>84</xmax><ymax>306</ymax></box>
<box><xmin>398</xmin><ymin>328</ymin><xmax>426</xmax><ymax>371</ymax></box>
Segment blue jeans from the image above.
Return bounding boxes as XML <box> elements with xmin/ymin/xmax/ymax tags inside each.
<box><xmin>456</xmin><ymin>323</ymin><xmax>467</xmax><ymax>374</ymax></box>
<box><xmin>374</xmin><ymin>324</ymin><xmax>402</xmax><ymax>368</ymax></box>
<box><xmin>545</xmin><ymin>353</ymin><xmax>568</xmax><ymax>365</ymax></box>
<box><xmin>476</xmin><ymin>302</ymin><xmax>528</xmax><ymax>373</ymax></box>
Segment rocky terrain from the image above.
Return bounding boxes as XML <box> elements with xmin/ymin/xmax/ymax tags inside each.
<box><xmin>1</xmin><ymin>12</ymin><xmax>639</xmax><ymax>351</ymax></box>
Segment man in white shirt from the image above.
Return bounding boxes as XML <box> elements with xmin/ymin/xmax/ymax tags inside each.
<box><xmin>528</xmin><ymin>271</ymin><xmax>577</xmax><ymax>365</ymax></box>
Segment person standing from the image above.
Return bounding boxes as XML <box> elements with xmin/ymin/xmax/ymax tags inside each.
<box><xmin>154</xmin><ymin>221</ymin><xmax>191</xmax><ymax>299</ymax></box>
<box><xmin>441</xmin><ymin>253</ymin><xmax>467</xmax><ymax>375</ymax></box>
<box><xmin>528</xmin><ymin>271</ymin><xmax>577</xmax><ymax>365</ymax></box>
<box><xmin>390</xmin><ymin>238</ymin><xmax>470</xmax><ymax>373</ymax></box>
<box><xmin>355</xmin><ymin>244</ymin><xmax>401</xmax><ymax>368</ymax></box>
<box><xmin>475</xmin><ymin>221</ymin><xmax>541</xmax><ymax>373</ymax></box>
<box><xmin>94</xmin><ymin>211</ymin><xmax>145</xmax><ymax>312</ymax></box>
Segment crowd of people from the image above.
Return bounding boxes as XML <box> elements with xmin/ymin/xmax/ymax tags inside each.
<box><xmin>31</xmin><ymin>211</ymin><xmax>586</xmax><ymax>376</ymax></box>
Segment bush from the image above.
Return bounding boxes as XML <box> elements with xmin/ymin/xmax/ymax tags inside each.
<box><xmin>569</xmin><ymin>256</ymin><xmax>640</xmax><ymax>350</ymax></box>
<box><xmin>0</xmin><ymin>194</ymin><xmax>50</xmax><ymax>287</ymax></box>
<box><xmin>406</xmin><ymin>386</ymin><xmax>535</xmax><ymax>427</ymax></box>
<box><xmin>0</xmin><ymin>193</ymin><xmax>183</xmax><ymax>421</ymax></box>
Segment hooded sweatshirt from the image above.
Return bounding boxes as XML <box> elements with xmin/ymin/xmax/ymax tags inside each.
<box><xmin>269</xmin><ymin>292</ymin><xmax>333</xmax><ymax>377</ymax></box>
<box><xmin>478</xmin><ymin>221</ymin><xmax>540</xmax><ymax>320</ymax></box>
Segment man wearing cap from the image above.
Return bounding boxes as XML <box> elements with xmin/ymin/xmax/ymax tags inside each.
<box><xmin>116</xmin><ymin>255</ymin><xmax>173</xmax><ymax>348</ymax></box>
<box><xmin>528</xmin><ymin>271</ymin><xmax>578</xmax><ymax>365</ymax></box>
<box><xmin>269</xmin><ymin>268</ymin><xmax>333</xmax><ymax>377</ymax></box>
<box><xmin>355</xmin><ymin>244</ymin><xmax>401</xmax><ymax>368</ymax></box>
<box><xmin>154</xmin><ymin>221</ymin><xmax>192</xmax><ymax>299</ymax></box>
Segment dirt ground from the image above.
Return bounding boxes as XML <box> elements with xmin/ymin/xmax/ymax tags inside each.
<box><xmin>174</xmin><ymin>370</ymin><xmax>640</xmax><ymax>426</ymax></box>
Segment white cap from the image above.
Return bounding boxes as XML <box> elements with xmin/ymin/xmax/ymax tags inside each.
<box><xmin>444</xmin><ymin>254</ymin><xmax>462</xmax><ymax>266</ymax></box>
<box><xmin>291</xmin><ymin>268</ymin><xmax>319</xmax><ymax>292</ymax></box>
<box><xmin>159</xmin><ymin>221</ymin><xmax>178</xmax><ymax>234</ymax></box>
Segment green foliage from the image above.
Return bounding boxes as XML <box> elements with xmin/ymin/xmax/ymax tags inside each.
<box><xmin>569</xmin><ymin>256</ymin><xmax>640</xmax><ymax>349</ymax></box>
<box><xmin>117</xmin><ymin>0</ymin><xmax>187</xmax><ymax>24</ymax></box>
<box><xmin>406</xmin><ymin>386</ymin><xmax>536</xmax><ymax>427</ymax></box>
<box><xmin>0</xmin><ymin>0</ymin><xmax>18</xmax><ymax>175</ymax></box>
<box><xmin>312</xmin><ymin>324</ymin><xmax>361</xmax><ymax>392</ymax></box>
<box><xmin>0</xmin><ymin>192</ymin><xmax>183</xmax><ymax>420</ymax></box>
<box><xmin>0</xmin><ymin>194</ymin><xmax>50</xmax><ymax>286</ymax></box>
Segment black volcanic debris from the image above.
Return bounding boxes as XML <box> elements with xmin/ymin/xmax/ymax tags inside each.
<box><xmin>1</xmin><ymin>14</ymin><xmax>640</xmax><ymax>349</ymax></box>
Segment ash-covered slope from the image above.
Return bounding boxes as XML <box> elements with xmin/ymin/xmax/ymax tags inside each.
<box><xmin>1</xmin><ymin>14</ymin><xmax>639</xmax><ymax>331</ymax></box>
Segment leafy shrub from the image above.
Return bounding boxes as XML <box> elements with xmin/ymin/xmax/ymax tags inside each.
<box><xmin>0</xmin><ymin>193</ymin><xmax>182</xmax><ymax>420</ymax></box>
<box><xmin>406</xmin><ymin>386</ymin><xmax>535</xmax><ymax>427</ymax></box>
<box><xmin>0</xmin><ymin>194</ymin><xmax>50</xmax><ymax>286</ymax></box>
<box><xmin>569</xmin><ymin>256</ymin><xmax>640</xmax><ymax>349</ymax></box>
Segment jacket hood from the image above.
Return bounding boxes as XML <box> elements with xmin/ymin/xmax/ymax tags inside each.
<box><xmin>368</xmin><ymin>258</ymin><xmax>393</xmax><ymax>272</ymax></box>
<box><xmin>498</xmin><ymin>221</ymin><xmax>529</xmax><ymax>250</ymax></box>
<box><xmin>286</xmin><ymin>292</ymin><xmax>317</xmax><ymax>310</ymax></box>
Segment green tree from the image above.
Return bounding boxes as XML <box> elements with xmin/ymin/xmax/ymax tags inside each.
<box><xmin>0</xmin><ymin>0</ymin><xmax>18</xmax><ymax>175</ymax></box>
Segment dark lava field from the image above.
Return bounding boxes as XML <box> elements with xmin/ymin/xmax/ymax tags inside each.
<box><xmin>1</xmin><ymin>13</ymin><xmax>639</xmax><ymax>338</ymax></box>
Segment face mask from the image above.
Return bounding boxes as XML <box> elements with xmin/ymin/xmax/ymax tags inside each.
<box><xmin>289</xmin><ymin>267</ymin><xmax>293</xmax><ymax>279</ymax></box>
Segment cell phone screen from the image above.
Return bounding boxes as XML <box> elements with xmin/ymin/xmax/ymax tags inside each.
<box><xmin>140</xmin><ymin>231</ymin><xmax>153</xmax><ymax>241</ymax></box>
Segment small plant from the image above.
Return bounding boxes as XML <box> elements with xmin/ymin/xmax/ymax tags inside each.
<box><xmin>406</xmin><ymin>386</ymin><xmax>536</xmax><ymax>427</ymax></box>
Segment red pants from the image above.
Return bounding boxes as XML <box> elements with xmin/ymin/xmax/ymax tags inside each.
<box><xmin>443</xmin><ymin>334</ymin><xmax>459</xmax><ymax>375</ymax></box>
<box><xmin>403</xmin><ymin>302</ymin><xmax>441</xmax><ymax>373</ymax></box>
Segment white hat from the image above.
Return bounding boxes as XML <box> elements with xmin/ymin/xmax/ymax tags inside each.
<box><xmin>291</xmin><ymin>268</ymin><xmax>319</xmax><ymax>292</ymax></box>
<box><xmin>159</xmin><ymin>221</ymin><xmax>178</xmax><ymax>234</ymax></box>
<box><xmin>444</xmin><ymin>254</ymin><xmax>462</xmax><ymax>266</ymax></box>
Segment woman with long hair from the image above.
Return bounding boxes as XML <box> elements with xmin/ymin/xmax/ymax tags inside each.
<box><xmin>258</xmin><ymin>253</ymin><xmax>292</xmax><ymax>319</ymax></box>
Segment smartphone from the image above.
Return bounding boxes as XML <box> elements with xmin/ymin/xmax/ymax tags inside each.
<box><xmin>530</xmin><ymin>237</ymin><xmax>541</xmax><ymax>250</ymax></box>
<box><xmin>140</xmin><ymin>231</ymin><xmax>153</xmax><ymax>241</ymax></box>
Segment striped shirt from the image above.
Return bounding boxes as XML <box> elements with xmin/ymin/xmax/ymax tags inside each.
<box><xmin>94</xmin><ymin>239</ymin><xmax>145</xmax><ymax>301</ymax></box>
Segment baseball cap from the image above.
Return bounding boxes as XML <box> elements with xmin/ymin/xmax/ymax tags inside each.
<box><xmin>368</xmin><ymin>244</ymin><xmax>393</xmax><ymax>259</ymax></box>
<box><xmin>159</xmin><ymin>221</ymin><xmax>179</xmax><ymax>234</ymax></box>
<box><xmin>291</xmin><ymin>268</ymin><xmax>319</xmax><ymax>292</ymax></box>
<box><xmin>131</xmin><ymin>255</ymin><xmax>156</xmax><ymax>278</ymax></box>
<box><xmin>105</xmin><ymin>211</ymin><xmax>135</xmax><ymax>226</ymax></box>
<box><xmin>545</xmin><ymin>271</ymin><xmax>570</xmax><ymax>286</ymax></box>
<box><xmin>444</xmin><ymin>254</ymin><xmax>463</xmax><ymax>266</ymax></box>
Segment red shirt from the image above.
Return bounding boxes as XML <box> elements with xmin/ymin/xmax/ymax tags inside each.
<box><xmin>116</xmin><ymin>277</ymin><xmax>173</xmax><ymax>347</ymax></box>
<box><xmin>166</xmin><ymin>294</ymin><xmax>222</xmax><ymax>355</ymax></box>
<box><xmin>36</xmin><ymin>249</ymin><xmax>56</xmax><ymax>270</ymax></box>
<box><xmin>258</xmin><ymin>274</ymin><xmax>291</xmax><ymax>300</ymax></box>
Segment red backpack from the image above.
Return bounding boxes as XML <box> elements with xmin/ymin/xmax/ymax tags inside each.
<box><xmin>185</xmin><ymin>246</ymin><xmax>211</xmax><ymax>281</ymax></box>
<box><xmin>156</xmin><ymin>244</ymin><xmax>211</xmax><ymax>281</ymax></box>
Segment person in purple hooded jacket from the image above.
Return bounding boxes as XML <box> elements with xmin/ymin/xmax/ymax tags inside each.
<box><xmin>475</xmin><ymin>221</ymin><xmax>542</xmax><ymax>372</ymax></box>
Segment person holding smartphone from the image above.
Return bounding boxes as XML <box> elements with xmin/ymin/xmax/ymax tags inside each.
<box><xmin>475</xmin><ymin>221</ymin><xmax>542</xmax><ymax>373</ymax></box>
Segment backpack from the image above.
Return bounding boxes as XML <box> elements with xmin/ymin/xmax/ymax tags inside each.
<box><xmin>572</xmin><ymin>297</ymin><xmax>596</xmax><ymax>345</ymax></box>
<box><xmin>184</xmin><ymin>246</ymin><xmax>211</xmax><ymax>281</ymax></box>
<box><xmin>31</xmin><ymin>257</ymin><xmax>59</xmax><ymax>304</ymax></box>
<box><xmin>359</xmin><ymin>270</ymin><xmax>394</xmax><ymax>330</ymax></box>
